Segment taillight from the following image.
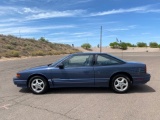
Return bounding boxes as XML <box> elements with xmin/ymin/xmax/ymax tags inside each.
<box><xmin>16</xmin><ymin>73</ymin><xmax>20</xmax><ymax>78</ymax></box>
<box><xmin>145</xmin><ymin>65</ymin><xmax>147</xmax><ymax>73</ymax></box>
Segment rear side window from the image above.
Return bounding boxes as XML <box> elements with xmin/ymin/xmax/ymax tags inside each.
<box><xmin>96</xmin><ymin>55</ymin><xmax>122</xmax><ymax>66</ymax></box>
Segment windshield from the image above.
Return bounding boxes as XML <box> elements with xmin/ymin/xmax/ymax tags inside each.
<box><xmin>48</xmin><ymin>55</ymin><xmax>70</xmax><ymax>67</ymax></box>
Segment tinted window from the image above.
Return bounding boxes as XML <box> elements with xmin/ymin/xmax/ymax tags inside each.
<box><xmin>96</xmin><ymin>55</ymin><xmax>121</xmax><ymax>66</ymax></box>
<box><xmin>63</xmin><ymin>55</ymin><xmax>93</xmax><ymax>67</ymax></box>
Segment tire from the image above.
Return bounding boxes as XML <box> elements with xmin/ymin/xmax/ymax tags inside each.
<box><xmin>29</xmin><ymin>76</ymin><xmax>49</xmax><ymax>94</ymax></box>
<box><xmin>111</xmin><ymin>74</ymin><xmax>131</xmax><ymax>93</ymax></box>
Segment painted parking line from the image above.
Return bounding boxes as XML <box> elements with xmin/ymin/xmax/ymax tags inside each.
<box><xmin>0</xmin><ymin>104</ymin><xmax>11</xmax><ymax>110</ymax></box>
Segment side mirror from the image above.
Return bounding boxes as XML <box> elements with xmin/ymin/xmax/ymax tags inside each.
<box><xmin>58</xmin><ymin>63</ymin><xmax>64</xmax><ymax>69</ymax></box>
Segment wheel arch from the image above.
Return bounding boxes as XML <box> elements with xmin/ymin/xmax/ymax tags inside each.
<box><xmin>109</xmin><ymin>72</ymin><xmax>133</xmax><ymax>87</ymax></box>
<box><xmin>27</xmin><ymin>74</ymin><xmax>49</xmax><ymax>88</ymax></box>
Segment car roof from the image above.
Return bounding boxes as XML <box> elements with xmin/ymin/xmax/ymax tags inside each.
<box><xmin>71</xmin><ymin>52</ymin><xmax>126</xmax><ymax>63</ymax></box>
<box><xmin>72</xmin><ymin>52</ymin><xmax>108</xmax><ymax>55</ymax></box>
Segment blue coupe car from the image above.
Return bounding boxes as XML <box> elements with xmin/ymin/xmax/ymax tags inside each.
<box><xmin>13</xmin><ymin>53</ymin><xmax>150</xmax><ymax>94</ymax></box>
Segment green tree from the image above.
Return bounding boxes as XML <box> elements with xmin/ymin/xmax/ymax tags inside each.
<box><xmin>149</xmin><ymin>42</ymin><xmax>158</xmax><ymax>48</ymax></box>
<box><xmin>119</xmin><ymin>42</ymin><xmax>128</xmax><ymax>50</ymax></box>
<box><xmin>125</xmin><ymin>42</ymin><xmax>137</xmax><ymax>47</ymax></box>
<box><xmin>38</xmin><ymin>37</ymin><xmax>48</xmax><ymax>42</ymax></box>
<box><xmin>109</xmin><ymin>42</ymin><xmax>119</xmax><ymax>48</ymax></box>
<box><xmin>126</xmin><ymin>42</ymin><xmax>132</xmax><ymax>47</ymax></box>
<box><xmin>137</xmin><ymin>42</ymin><xmax>147</xmax><ymax>47</ymax></box>
<box><xmin>81</xmin><ymin>43</ymin><xmax>91</xmax><ymax>49</ymax></box>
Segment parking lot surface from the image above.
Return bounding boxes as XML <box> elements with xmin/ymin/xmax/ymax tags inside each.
<box><xmin>0</xmin><ymin>52</ymin><xmax>160</xmax><ymax>120</ymax></box>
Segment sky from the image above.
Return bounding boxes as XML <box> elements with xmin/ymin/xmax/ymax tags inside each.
<box><xmin>0</xmin><ymin>0</ymin><xmax>160</xmax><ymax>47</ymax></box>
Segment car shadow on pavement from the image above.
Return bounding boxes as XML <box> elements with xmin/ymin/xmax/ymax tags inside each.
<box><xmin>19</xmin><ymin>85</ymin><xmax>155</xmax><ymax>94</ymax></box>
<box><xmin>19</xmin><ymin>88</ymin><xmax>31</xmax><ymax>93</ymax></box>
<box><xmin>19</xmin><ymin>87</ymin><xmax>113</xmax><ymax>94</ymax></box>
<box><xmin>129</xmin><ymin>85</ymin><xmax>155</xmax><ymax>93</ymax></box>
<box><xmin>48</xmin><ymin>87</ymin><xmax>113</xmax><ymax>94</ymax></box>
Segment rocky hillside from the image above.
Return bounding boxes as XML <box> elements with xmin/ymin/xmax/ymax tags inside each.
<box><xmin>0</xmin><ymin>34</ymin><xmax>80</xmax><ymax>58</ymax></box>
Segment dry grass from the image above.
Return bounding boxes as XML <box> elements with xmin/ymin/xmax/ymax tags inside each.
<box><xmin>0</xmin><ymin>34</ymin><xmax>80</xmax><ymax>58</ymax></box>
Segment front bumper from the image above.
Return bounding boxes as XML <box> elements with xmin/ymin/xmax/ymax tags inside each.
<box><xmin>132</xmin><ymin>73</ymin><xmax>151</xmax><ymax>85</ymax></box>
<box><xmin>13</xmin><ymin>77</ymin><xmax>27</xmax><ymax>88</ymax></box>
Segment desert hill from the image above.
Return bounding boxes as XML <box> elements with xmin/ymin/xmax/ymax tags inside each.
<box><xmin>0</xmin><ymin>34</ymin><xmax>79</xmax><ymax>58</ymax></box>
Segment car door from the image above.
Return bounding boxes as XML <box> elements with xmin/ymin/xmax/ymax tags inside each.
<box><xmin>52</xmin><ymin>54</ymin><xmax>94</xmax><ymax>87</ymax></box>
<box><xmin>94</xmin><ymin>54</ymin><xmax>124</xmax><ymax>87</ymax></box>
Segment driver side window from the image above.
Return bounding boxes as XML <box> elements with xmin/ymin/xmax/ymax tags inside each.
<box><xmin>63</xmin><ymin>55</ymin><xmax>93</xmax><ymax>67</ymax></box>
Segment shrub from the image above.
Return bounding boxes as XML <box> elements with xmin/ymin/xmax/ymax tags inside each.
<box><xmin>12</xmin><ymin>51</ymin><xmax>20</xmax><ymax>57</ymax></box>
<box><xmin>31</xmin><ymin>50</ymin><xmax>45</xmax><ymax>56</ymax></box>
<box><xmin>126</xmin><ymin>43</ymin><xmax>132</xmax><ymax>47</ymax></box>
<box><xmin>1</xmin><ymin>37</ymin><xmax>6</xmax><ymax>41</ymax></box>
<box><xmin>38</xmin><ymin>37</ymin><xmax>48</xmax><ymax>42</ymax></box>
<box><xmin>47</xmin><ymin>51</ymin><xmax>54</xmax><ymax>55</ymax></box>
<box><xmin>110</xmin><ymin>42</ymin><xmax>128</xmax><ymax>50</ymax></box>
<box><xmin>110</xmin><ymin>42</ymin><xmax>119</xmax><ymax>48</ymax></box>
<box><xmin>23</xmin><ymin>43</ymin><xmax>27</xmax><ymax>47</ymax></box>
<box><xmin>4</xmin><ymin>50</ymin><xmax>20</xmax><ymax>58</ymax></box>
<box><xmin>52</xmin><ymin>51</ymin><xmax>61</xmax><ymax>55</ymax></box>
<box><xmin>8</xmin><ymin>34</ymin><xmax>16</xmax><ymax>38</ymax></box>
<box><xmin>119</xmin><ymin>42</ymin><xmax>128</xmax><ymax>50</ymax></box>
<box><xmin>81</xmin><ymin>43</ymin><xmax>91</xmax><ymax>50</ymax></box>
<box><xmin>149</xmin><ymin>42</ymin><xmax>158</xmax><ymax>48</ymax></box>
<box><xmin>25</xmin><ymin>46</ymin><xmax>33</xmax><ymax>50</ymax></box>
<box><xmin>48</xmin><ymin>43</ymin><xmax>55</xmax><ymax>48</ymax></box>
<box><xmin>137</xmin><ymin>42</ymin><xmax>147</xmax><ymax>47</ymax></box>
<box><xmin>11</xmin><ymin>41</ymin><xmax>17</xmax><ymax>46</ymax></box>
<box><xmin>5</xmin><ymin>45</ymin><xmax>14</xmax><ymax>50</ymax></box>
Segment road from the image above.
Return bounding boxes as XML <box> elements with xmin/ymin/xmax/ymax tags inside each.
<box><xmin>0</xmin><ymin>53</ymin><xmax>160</xmax><ymax>120</ymax></box>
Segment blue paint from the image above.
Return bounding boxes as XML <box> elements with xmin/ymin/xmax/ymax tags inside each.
<box><xmin>13</xmin><ymin>53</ymin><xmax>151</xmax><ymax>90</ymax></box>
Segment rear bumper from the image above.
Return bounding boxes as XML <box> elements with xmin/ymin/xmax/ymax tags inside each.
<box><xmin>13</xmin><ymin>77</ymin><xmax>27</xmax><ymax>88</ymax></box>
<box><xmin>132</xmin><ymin>73</ymin><xmax>151</xmax><ymax>85</ymax></box>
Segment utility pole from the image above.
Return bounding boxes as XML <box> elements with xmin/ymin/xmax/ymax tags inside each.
<box><xmin>19</xmin><ymin>30</ymin><xmax>21</xmax><ymax>38</ymax></box>
<box><xmin>100</xmin><ymin>26</ymin><xmax>102</xmax><ymax>53</ymax></box>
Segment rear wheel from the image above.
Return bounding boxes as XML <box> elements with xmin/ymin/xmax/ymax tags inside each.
<box><xmin>111</xmin><ymin>74</ymin><xmax>131</xmax><ymax>93</ymax></box>
<box><xmin>29</xmin><ymin>76</ymin><xmax>49</xmax><ymax>94</ymax></box>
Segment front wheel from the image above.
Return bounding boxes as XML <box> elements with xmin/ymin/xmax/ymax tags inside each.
<box><xmin>29</xmin><ymin>76</ymin><xmax>49</xmax><ymax>94</ymax></box>
<box><xmin>111</xmin><ymin>74</ymin><xmax>131</xmax><ymax>93</ymax></box>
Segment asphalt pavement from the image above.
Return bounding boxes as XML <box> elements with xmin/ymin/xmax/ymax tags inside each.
<box><xmin>0</xmin><ymin>53</ymin><xmax>160</xmax><ymax>120</ymax></box>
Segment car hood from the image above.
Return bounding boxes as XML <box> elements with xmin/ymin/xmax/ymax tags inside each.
<box><xmin>20</xmin><ymin>65</ymin><xmax>49</xmax><ymax>72</ymax></box>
